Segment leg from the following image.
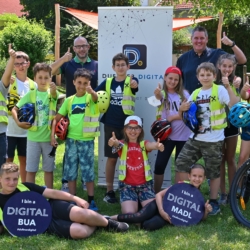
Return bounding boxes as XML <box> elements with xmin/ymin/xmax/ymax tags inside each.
<box><xmin>17</xmin><ymin>137</ymin><xmax>27</xmax><ymax>183</ymax></box>
<box><xmin>121</xmin><ymin>200</ymin><xmax>138</xmax><ymax>214</ymax></box>
<box><xmin>105</xmin><ymin>157</ymin><xmax>118</xmax><ymax>192</ymax></box>
<box><xmin>44</xmin><ymin>171</ymin><xmax>53</xmax><ymax>189</ymax></box>
<box><xmin>70</xmin><ymin>223</ymin><xmax>96</xmax><ymax>239</ymax></box>
<box><xmin>68</xmin><ymin>180</ymin><xmax>77</xmax><ymax>195</ymax></box>
<box><xmin>0</xmin><ymin>133</ymin><xmax>7</xmax><ymax>167</ymax></box>
<box><xmin>238</xmin><ymin>140</ymin><xmax>250</xmax><ymax>169</ymax></box>
<box><xmin>219</xmin><ymin>141</ymin><xmax>226</xmax><ymax>194</ymax></box>
<box><xmin>210</xmin><ymin>177</ymin><xmax>221</xmax><ymax>200</ymax></box>
<box><xmin>26</xmin><ymin>172</ymin><xmax>36</xmax><ymax>183</ymax></box>
<box><xmin>18</xmin><ymin>156</ymin><xmax>26</xmax><ymax>182</ymax></box>
<box><xmin>142</xmin><ymin>214</ymin><xmax>168</xmax><ymax>231</ymax></box>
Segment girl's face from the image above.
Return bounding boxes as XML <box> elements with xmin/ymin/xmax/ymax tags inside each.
<box><xmin>125</xmin><ymin>124</ymin><xmax>142</xmax><ymax>142</ymax></box>
<box><xmin>188</xmin><ymin>168</ymin><xmax>205</xmax><ymax>188</ymax></box>
<box><xmin>164</xmin><ymin>73</ymin><xmax>180</xmax><ymax>92</ymax></box>
<box><xmin>218</xmin><ymin>59</ymin><xmax>235</xmax><ymax>77</ymax></box>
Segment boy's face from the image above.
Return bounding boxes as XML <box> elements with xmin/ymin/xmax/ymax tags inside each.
<box><xmin>0</xmin><ymin>171</ymin><xmax>19</xmax><ymax>195</ymax></box>
<box><xmin>73</xmin><ymin>76</ymin><xmax>90</xmax><ymax>96</ymax></box>
<box><xmin>14</xmin><ymin>57</ymin><xmax>30</xmax><ymax>75</ymax></box>
<box><xmin>197</xmin><ymin>69</ymin><xmax>215</xmax><ymax>89</ymax></box>
<box><xmin>34</xmin><ymin>70</ymin><xmax>51</xmax><ymax>92</ymax></box>
<box><xmin>112</xmin><ymin>60</ymin><xmax>129</xmax><ymax>77</ymax></box>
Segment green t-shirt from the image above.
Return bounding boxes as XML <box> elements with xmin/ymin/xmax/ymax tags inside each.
<box><xmin>17</xmin><ymin>90</ymin><xmax>58</xmax><ymax>142</ymax></box>
<box><xmin>58</xmin><ymin>94</ymin><xmax>95</xmax><ymax>141</ymax></box>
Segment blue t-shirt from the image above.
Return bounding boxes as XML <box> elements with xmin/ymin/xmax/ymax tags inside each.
<box><xmin>95</xmin><ymin>77</ymin><xmax>138</xmax><ymax>128</ymax></box>
<box><xmin>61</xmin><ymin>57</ymin><xmax>98</xmax><ymax>97</ymax></box>
<box><xmin>176</xmin><ymin>47</ymin><xmax>225</xmax><ymax>94</ymax></box>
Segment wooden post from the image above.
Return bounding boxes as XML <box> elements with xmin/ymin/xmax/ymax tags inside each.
<box><xmin>55</xmin><ymin>3</ymin><xmax>61</xmax><ymax>85</ymax></box>
<box><xmin>217</xmin><ymin>12</ymin><xmax>224</xmax><ymax>49</ymax></box>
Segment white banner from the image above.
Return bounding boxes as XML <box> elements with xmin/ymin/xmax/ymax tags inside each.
<box><xmin>98</xmin><ymin>6</ymin><xmax>173</xmax><ymax>188</ymax></box>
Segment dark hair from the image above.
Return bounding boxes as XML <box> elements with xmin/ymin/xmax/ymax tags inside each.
<box><xmin>191</xmin><ymin>26</ymin><xmax>208</xmax><ymax>37</ymax></box>
<box><xmin>196</xmin><ymin>62</ymin><xmax>216</xmax><ymax>76</ymax></box>
<box><xmin>33</xmin><ymin>63</ymin><xmax>52</xmax><ymax>77</ymax></box>
<box><xmin>216</xmin><ymin>53</ymin><xmax>237</xmax><ymax>84</ymax></box>
<box><xmin>16</xmin><ymin>51</ymin><xmax>29</xmax><ymax>62</ymax></box>
<box><xmin>162</xmin><ymin>72</ymin><xmax>185</xmax><ymax>110</ymax></box>
<box><xmin>112</xmin><ymin>53</ymin><xmax>129</xmax><ymax>66</ymax></box>
<box><xmin>73</xmin><ymin>68</ymin><xmax>92</xmax><ymax>80</ymax></box>
<box><xmin>123</xmin><ymin>125</ymin><xmax>144</xmax><ymax>144</ymax></box>
<box><xmin>189</xmin><ymin>163</ymin><xmax>206</xmax><ymax>175</ymax></box>
<box><xmin>0</xmin><ymin>162</ymin><xmax>19</xmax><ymax>176</ymax></box>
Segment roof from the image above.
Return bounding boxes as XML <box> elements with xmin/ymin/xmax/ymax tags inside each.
<box><xmin>156</xmin><ymin>0</ymin><xmax>194</xmax><ymax>9</ymax></box>
<box><xmin>0</xmin><ymin>0</ymin><xmax>26</xmax><ymax>16</ymax></box>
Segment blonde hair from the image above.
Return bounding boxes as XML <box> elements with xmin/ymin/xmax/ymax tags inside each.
<box><xmin>0</xmin><ymin>162</ymin><xmax>19</xmax><ymax>176</ymax></box>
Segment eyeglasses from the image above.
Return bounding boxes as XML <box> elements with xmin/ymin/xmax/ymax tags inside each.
<box><xmin>126</xmin><ymin>126</ymin><xmax>141</xmax><ymax>131</ymax></box>
<box><xmin>115</xmin><ymin>64</ymin><xmax>127</xmax><ymax>68</ymax></box>
<box><xmin>14</xmin><ymin>62</ymin><xmax>28</xmax><ymax>67</ymax></box>
<box><xmin>74</xmin><ymin>44</ymin><xmax>89</xmax><ymax>49</ymax></box>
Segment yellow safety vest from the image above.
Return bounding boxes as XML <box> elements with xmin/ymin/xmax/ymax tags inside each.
<box><xmin>68</xmin><ymin>94</ymin><xmax>100</xmax><ymax>138</ymax></box>
<box><xmin>0</xmin><ymin>183</ymin><xmax>29</xmax><ymax>236</ymax></box>
<box><xmin>0</xmin><ymin>92</ymin><xmax>8</xmax><ymax>124</ymax></box>
<box><xmin>192</xmin><ymin>83</ymin><xmax>227</xmax><ymax>130</ymax></box>
<box><xmin>29</xmin><ymin>89</ymin><xmax>57</xmax><ymax>131</ymax></box>
<box><xmin>119</xmin><ymin>141</ymin><xmax>152</xmax><ymax>181</ymax></box>
<box><xmin>106</xmin><ymin>76</ymin><xmax>135</xmax><ymax>115</ymax></box>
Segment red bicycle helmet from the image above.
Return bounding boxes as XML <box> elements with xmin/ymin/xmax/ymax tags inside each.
<box><xmin>55</xmin><ymin>117</ymin><xmax>69</xmax><ymax>140</ymax></box>
<box><xmin>151</xmin><ymin>119</ymin><xmax>172</xmax><ymax>142</ymax></box>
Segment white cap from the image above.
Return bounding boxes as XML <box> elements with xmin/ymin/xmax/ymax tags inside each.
<box><xmin>124</xmin><ymin>116</ymin><xmax>142</xmax><ymax>127</ymax></box>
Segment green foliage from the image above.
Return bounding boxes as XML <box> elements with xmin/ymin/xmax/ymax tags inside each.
<box><xmin>0</xmin><ymin>19</ymin><xmax>53</xmax><ymax>78</ymax></box>
<box><xmin>0</xmin><ymin>57</ymin><xmax>7</xmax><ymax>79</ymax></box>
<box><xmin>173</xmin><ymin>28</ymin><xmax>192</xmax><ymax>47</ymax></box>
<box><xmin>60</xmin><ymin>18</ymin><xmax>98</xmax><ymax>60</ymax></box>
<box><xmin>0</xmin><ymin>13</ymin><xmax>22</xmax><ymax>23</ymax></box>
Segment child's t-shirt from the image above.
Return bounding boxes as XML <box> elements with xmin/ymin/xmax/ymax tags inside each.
<box><xmin>161</xmin><ymin>90</ymin><xmax>191</xmax><ymax>141</ymax></box>
<box><xmin>0</xmin><ymin>80</ymin><xmax>9</xmax><ymax>133</ymax></box>
<box><xmin>58</xmin><ymin>94</ymin><xmax>95</xmax><ymax>141</ymax></box>
<box><xmin>95</xmin><ymin>77</ymin><xmax>138</xmax><ymax>129</ymax></box>
<box><xmin>188</xmin><ymin>85</ymin><xmax>230</xmax><ymax>142</ymax></box>
<box><xmin>17</xmin><ymin>90</ymin><xmax>58</xmax><ymax>142</ymax></box>
<box><xmin>118</xmin><ymin>141</ymin><xmax>151</xmax><ymax>186</ymax></box>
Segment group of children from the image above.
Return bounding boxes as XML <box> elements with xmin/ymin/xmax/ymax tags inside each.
<box><xmin>0</xmin><ymin>39</ymin><xmax>250</xmax><ymax>239</ymax></box>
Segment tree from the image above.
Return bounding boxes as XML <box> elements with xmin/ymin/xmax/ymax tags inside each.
<box><xmin>0</xmin><ymin>16</ymin><xmax>53</xmax><ymax>78</ymax></box>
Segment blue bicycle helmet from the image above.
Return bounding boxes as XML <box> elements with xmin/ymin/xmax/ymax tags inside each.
<box><xmin>182</xmin><ymin>102</ymin><xmax>199</xmax><ymax>133</ymax></box>
<box><xmin>228</xmin><ymin>102</ymin><xmax>250</xmax><ymax>128</ymax></box>
<box><xmin>18</xmin><ymin>103</ymin><xmax>35</xmax><ymax>124</ymax></box>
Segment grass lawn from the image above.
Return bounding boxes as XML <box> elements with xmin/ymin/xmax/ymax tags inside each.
<box><xmin>2</xmin><ymin>138</ymin><xmax>250</xmax><ymax>250</ymax></box>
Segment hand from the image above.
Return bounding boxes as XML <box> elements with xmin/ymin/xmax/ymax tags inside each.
<box><xmin>10</xmin><ymin>75</ymin><xmax>15</xmax><ymax>85</ymax></box>
<box><xmin>17</xmin><ymin>121</ymin><xmax>32</xmax><ymax>130</ymax></box>
<box><xmin>154</xmin><ymin>83</ymin><xmax>162</xmax><ymax>100</ymax></box>
<box><xmin>204</xmin><ymin>200</ymin><xmax>212</xmax><ymax>214</ymax></box>
<box><xmin>130</xmin><ymin>75</ymin><xmax>138</xmax><ymax>89</ymax></box>
<box><xmin>159</xmin><ymin>209</ymin><xmax>171</xmax><ymax>223</ymax></box>
<box><xmin>8</xmin><ymin>44</ymin><xmax>16</xmax><ymax>58</ymax></box>
<box><xmin>50</xmin><ymin>82</ymin><xmax>57</xmax><ymax>94</ymax></box>
<box><xmin>63</xmin><ymin>47</ymin><xmax>73</xmax><ymax>63</ymax></box>
<box><xmin>50</xmin><ymin>137</ymin><xmax>58</xmax><ymax>147</ymax></box>
<box><xmin>86</xmin><ymin>81</ymin><xmax>94</xmax><ymax>94</ymax></box>
<box><xmin>221</xmin><ymin>32</ymin><xmax>234</xmax><ymax>47</ymax></box>
<box><xmin>75</xmin><ymin>197</ymin><xmax>89</xmax><ymax>209</ymax></box>
<box><xmin>179</xmin><ymin>99</ymin><xmax>190</xmax><ymax>112</ymax></box>
<box><xmin>156</xmin><ymin>138</ymin><xmax>164</xmax><ymax>152</ymax></box>
<box><xmin>108</xmin><ymin>132</ymin><xmax>118</xmax><ymax>147</ymax></box>
<box><xmin>222</xmin><ymin>72</ymin><xmax>230</xmax><ymax>89</ymax></box>
<box><xmin>233</xmin><ymin>76</ymin><xmax>241</xmax><ymax>89</ymax></box>
<box><xmin>242</xmin><ymin>76</ymin><xmax>250</xmax><ymax>92</ymax></box>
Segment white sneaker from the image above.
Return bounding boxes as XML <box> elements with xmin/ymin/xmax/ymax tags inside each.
<box><xmin>61</xmin><ymin>183</ymin><xmax>69</xmax><ymax>193</ymax></box>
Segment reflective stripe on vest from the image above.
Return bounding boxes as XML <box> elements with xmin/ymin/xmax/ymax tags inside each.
<box><xmin>68</xmin><ymin>94</ymin><xmax>100</xmax><ymax>138</ymax></box>
<box><xmin>0</xmin><ymin>93</ymin><xmax>8</xmax><ymax>124</ymax></box>
<box><xmin>106</xmin><ymin>76</ymin><xmax>135</xmax><ymax>115</ymax></box>
<box><xmin>119</xmin><ymin>141</ymin><xmax>152</xmax><ymax>181</ymax></box>
<box><xmin>0</xmin><ymin>183</ymin><xmax>30</xmax><ymax>236</ymax></box>
<box><xmin>29</xmin><ymin>90</ymin><xmax>57</xmax><ymax>131</ymax></box>
<box><xmin>192</xmin><ymin>83</ymin><xmax>227</xmax><ymax>130</ymax></box>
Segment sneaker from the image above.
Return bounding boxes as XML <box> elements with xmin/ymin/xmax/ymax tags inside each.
<box><xmin>61</xmin><ymin>183</ymin><xmax>69</xmax><ymax>193</ymax></box>
<box><xmin>89</xmin><ymin>200</ymin><xmax>99</xmax><ymax>211</ymax></box>
<box><xmin>82</xmin><ymin>182</ymin><xmax>87</xmax><ymax>191</ymax></box>
<box><xmin>209</xmin><ymin>201</ymin><xmax>221</xmax><ymax>215</ymax></box>
<box><xmin>106</xmin><ymin>219</ymin><xmax>129</xmax><ymax>233</ymax></box>
<box><xmin>103</xmin><ymin>190</ymin><xmax>118</xmax><ymax>204</ymax></box>
<box><xmin>218</xmin><ymin>193</ymin><xmax>227</xmax><ymax>205</ymax></box>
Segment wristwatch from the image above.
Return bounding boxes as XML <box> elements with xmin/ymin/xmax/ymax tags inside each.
<box><xmin>229</xmin><ymin>41</ymin><xmax>236</xmax><ymax>48</ymax></box>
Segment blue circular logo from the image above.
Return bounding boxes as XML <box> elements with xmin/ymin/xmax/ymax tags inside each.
<box><xmin>163</xmin><ymin>183</ymin><xmax>205</xmax><ymax>226</ymax></box>
<box><xmin>3</xmin><ymin>191</ymin><xmax>52</xmax><ymax>237</ymax></box>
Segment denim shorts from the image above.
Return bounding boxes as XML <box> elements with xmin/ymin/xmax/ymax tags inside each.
<box><xmin>119</xmin><ymin>180</ymin><xmax>155</xmax><ymax>203</ymax></box>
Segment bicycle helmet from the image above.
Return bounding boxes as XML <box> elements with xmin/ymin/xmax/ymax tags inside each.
<box><xmin>18</xmin><ymin>103</ymin><xmax>35</xmax><ymax>124</ymax></box>
<box><xmin>182</xmin><ymin>102</ymin><xmax>199</xmax><ymax>133</ymax></box>
<box><xmin>55</xmin><ymin>117</ymin><xmax>69</xmax><ymax>140</ymax></box>
<box><xmin>228</xmin><ymin>102</ymin><xmax>250</xmax><ymax>128</ymax></box>
<box><xmin>150</xmin><ymin>119</ymin><xmax>172</xmax><ymax>142</ymax></box>
<box><xmin>7</xmin><ymin>93</ymin><xmax>20</xmax><ymax>113</ymax></box>
<box><xmin>97</xmin><ymin>91</ymin><xmax>109</xmax><ymax>113</ymax></box>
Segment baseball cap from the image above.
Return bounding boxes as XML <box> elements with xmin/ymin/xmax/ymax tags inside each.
<box><xmin>124</xmin><ymin>116</ymin><xmax>142</xmax><ymax>127</ymax></box>
<box><xmin>165</xmin><ymin>66</ymin><xmax>182</xmax><ymax>76</ymax></box>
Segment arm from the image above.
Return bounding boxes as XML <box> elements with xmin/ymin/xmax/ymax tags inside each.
<box><xmin>50</xmin><ymin>114</ymin><xmax>63</xmax><ymax>147</ymax></box>
<box><xmin>240</xmin><ymin>77</ymin><xmax>250</xmax><ymax>100</ymax></box>
<box><xmin>11</xmin><ymin>106</ymin><xmax>32</xmax><ymax>129</ymax></box>
<box><xmin>130</xmin><ymin>75</ymin><xmax>138</xmax><ymax>89</ymax></box>
<box><xmin>50</xmin><ymin>82</ymin><xmax>57</xmax><ymax>99</ymax></box>
<box><xmin>155</xmin><ymin>188</ymin><xmax>171</xmax><ymax>223</ymax></box>
<box><xmin>178</xmin><ymin>99</ymin><xmax>191</xmax><ymax>119</ymax></box>
<box><xmin>50</xmin><ymin>48</ymin><xmax>72</xmax><ymax>75</ymax></box>
<box><xmin>86</xmin><ymin>81</ymin><xmax>98</xmax><ymax>102</ymax></box>
<box><xmin>42</xmin><ymin>188</ymin><xmax>89</xmax><ymax>208</ymax></box>
<box><xmin>221</xmin><ymin>32</ymin><xmax>247</xmax><ymax>64</ymax></box>
<box><xmin>145</xmin><ymin>139</ymin><xmax>164</xmax><ymax>152</ymax></box>
<box><xmin>154</xmin><ymin>83</ymin><xmax>163</xmax><ymax>100</ymax></box>
<box><xmin>1</xmin><ymin>44</ymin><xmax>16</xmax><ymax>87</ymax></box>
<box><xmin>202</xmin><ymin>200</ymin><xmax>212</xmax><ymax>220</ymax></box>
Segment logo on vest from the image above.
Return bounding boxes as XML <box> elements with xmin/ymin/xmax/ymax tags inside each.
<box><xmin>123</xmin><ymin>44</ymin><xmax>147</xmax><ymax>69</ymax></box>
<box><xmin>163</xmin><ymin>183</ymin><xmax>205</xmax><ymax>226</ymax></box>
<box><xmin>3</xmin><ymin>191</ymin><xmax>52</xmax><ymax>237</ymax></box>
